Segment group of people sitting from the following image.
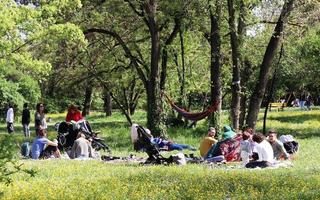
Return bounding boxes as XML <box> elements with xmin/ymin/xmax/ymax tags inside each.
<box><xmin>28</xmin><ymin>104</ymin><xmax>96</xmax><ymax>160</ymax></box>
<box><xmin>130</xmin><ymin>123</ymin><xmax>298</xmax><ymax>168</ymax></box>
<box><xmin>28</xmin><ymin>103</ymin><xmax>298</xmax><ymax>168</ymax></box>
<box><xmin>30</xmin><ymin>129</ymin><xmax>95</xmax><ymax>160</ymax></box>
<box><xmin>200</xmin><ymin>126</ymin><xmax>298</xmax><ymax>168</ymax></box>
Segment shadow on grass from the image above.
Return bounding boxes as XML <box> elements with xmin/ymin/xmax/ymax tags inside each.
<box><xmin>256</xmin><ymin>126</ymin><xmax>320</xmax><ymax>139</ymax></box>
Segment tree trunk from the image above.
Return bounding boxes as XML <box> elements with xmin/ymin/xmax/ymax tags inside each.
<box><xmin>208</xmin><ymin>0</ymin><xmax>222</xmax><ymax>132</ymax></box>
<box><xmin>145</xmin><ymin>0</ymin><xmax>163</xmax><ymax>136</ymax></box>
<box><xmin>82</xmin><ymin>84</ymin><xmax>93</xmax><ymax>116</ymax></box>
<box><xmin>239</xmin><ymin>59</ymin><xmax>253</xmax><ymax>128</ymax></box>
<box><xmin>239</xmin><ymin>94</ymin><xmax>247</xmax><ymax>128</ymax></box>
<box><xmin>103</xmin><ymin>89</ymin><xmax>112</xmax><ymax>117</ymax></box>
<box><xmin>160</xmin><ymin>19</ymin><xmax>180</xmax><ymax>90</ymax></box>
<box><xmin>160</xmin><ymin>47</ymin><xmax>168</xmax><ymax>91</ymax></box>
<box><xmin>227</xmin><ymin>0</ymin><xmax>241</xmax><ymax>131</ymax></box>
<box><xmin>246</xmin><ymin>0</ymin><xmax>295</xmax><ymax>129</ymax></box>
<box><xmin>238</xmin><ymin>0</ymin><xmax>249</xmax><ymax>129</ymax></box>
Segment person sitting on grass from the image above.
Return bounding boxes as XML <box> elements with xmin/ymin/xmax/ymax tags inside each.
<box><xmin>246</xmin><ymin>133</ymin><xmax>274</xmax><ymax>168</ymax></box>
<box><xmin>268</xmin><ymin>129</ymin><xmax>290</xmax><ymax>160</ymax></box>
<box><xmin>69</xmin><ymin>132</ymin><xmax>94</xmax><ymax>159</ymax></box>
<box><xmin>200</xmin><ymin>127</ymin><xmax>217</xmax><ymax>157</ymax></box>
<box><xmin>221</xmin><ymin>125</ymin><xmax>236</xmax><ymax>140</ymax></box>
<box><xmin>31</xmin><ymin>129</ymin><xmax>61</xmax><ymax>159</ymax></box>
<box><xmin>146</xmin><ymin>131</ymin><xmax>196</xmax><ymax>151</ymax></box>
<box><xmin>240</xmin><ymin>131</ymin><xmax>252</xmax><ymax>166</ymax></box>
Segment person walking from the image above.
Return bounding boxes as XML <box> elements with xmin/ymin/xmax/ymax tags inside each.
<box><xmin>22</xmin><ymin>103</ymin><xmax>31</xmax><ymax>137</ymax></box>
<box><xmin>6</xmin><ymin>104</ymin><xmax>14</xmax><ymax>134</ymax></box>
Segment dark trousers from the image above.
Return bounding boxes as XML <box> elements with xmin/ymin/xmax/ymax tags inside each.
<box><xmin>7</xmin><ymin>122</ymin><xmax>14</xmax><ymax>134</ymax></box>
<box><xmin>39</xmin><ymin>146</ymin><xmax>58</xmax><ymax>159</ymax></box>
<box><xmin>245</xmin><ymin>161</ymin><xmax>272</xmax><ymax>168</ymax></box>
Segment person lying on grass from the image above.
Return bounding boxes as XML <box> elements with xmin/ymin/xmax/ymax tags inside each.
<box><xmin>146</xmin><ymin>131</ymin><xmax>196</xmax><ymax>151</ymax></box>
<box><xmin>31</xmin><ymin>129</ymin><xmax>61</xmax><ymax>159</ymax></box>
<box><xmin>267</xmin><ymin>129</ymin><xmax>290</xmax><ymax>160</ymax></box>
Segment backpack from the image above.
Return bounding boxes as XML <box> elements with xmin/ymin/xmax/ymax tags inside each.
<box><xmin>279</xmin><ymin>134</ymin><xmax>299</xmax><ymax>154</ymax></box>
<box><xmin>283</xmin><ymin>141</ymin><xmax>299</xmax><ymax>154</ymax></box>
<box><xmin>21</xmin><ymin>142</ymin><xmax>30</xmax><ymax>158</ymax></box>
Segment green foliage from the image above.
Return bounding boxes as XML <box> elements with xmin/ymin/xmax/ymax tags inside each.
<box><xmin>0</xmin><ymin>135</ymin><xmax>36</xmax><ymax>195</ymax></box>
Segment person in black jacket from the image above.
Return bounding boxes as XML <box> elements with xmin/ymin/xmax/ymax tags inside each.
<box><xmin>22</xmin><ymin>103</ymin><xmax>31</xmax><ymax>137</ymax></box>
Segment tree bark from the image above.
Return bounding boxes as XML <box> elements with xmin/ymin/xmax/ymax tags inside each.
<box><xmin>227</xmin><ymin>0</ymin><xmax>241</xmax><ymax>131</ymax></box>
<box><xmin>103</xmin><ymin>88</ymin><xmax>112</xmax><ymax>117</ymax></box>
<box><xmin>82</xmin><ymin>83</ymin><xmax>93</xmax><ymax>116</ymax></box>
<box><xmin>208</xmin><ymin>0</ymin><xmax>222</xmax><ymax>131</ymax></box>
<box><xmin>246</xmin><ymin>0</ymin><xmax>296</xmax><ymax>129</ymax></box>
<box><xmin>144</xmin><ymin>0</ymin><xmax>163</xmax><ymax>136</ymax></box>
<box><xmin>239</xmin><ymin>59</ymin><xmax>253</xmax><ymax>128</ymax></box>
<box><xmin>160</xmin><ymin>19</ymin><xmax>180</xmax><ymax>90</ymax></box>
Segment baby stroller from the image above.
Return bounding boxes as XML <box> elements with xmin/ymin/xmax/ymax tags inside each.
<box><xmin>133</xmin><ymin>125</ymin><xmax>172</xmax><ymax>164</ymax></box>
<box><xmin>55</xmin><ymin>119</ymin><xmax>110</xmax><ymax>152</ymax></box>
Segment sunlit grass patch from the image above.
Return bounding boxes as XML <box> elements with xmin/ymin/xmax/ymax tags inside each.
<box><xmin>0</xmin><ymin>109</ymin><xmax>320</xmax><ymax>199</ymax></box>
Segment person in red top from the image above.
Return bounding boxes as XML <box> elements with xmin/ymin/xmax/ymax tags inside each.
<box><xmin>66</xmin><ymin>104</ymin><xmax>83</xmax><ymax>123</ymax></box>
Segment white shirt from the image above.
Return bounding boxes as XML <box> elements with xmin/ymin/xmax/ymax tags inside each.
<box><xmin>253</xmin><ymin>140</ymin><xmax>274</xmax><ymax>163</ymax></box>
<box><xmin>6</xmin><ymin>108</ymin><xmax>14</xmax><ymax>123</ymax></box>
<box><xmin>131</xmin><ymin>124</ymin><xmax>139</xmax><ymax>143</ymax></box>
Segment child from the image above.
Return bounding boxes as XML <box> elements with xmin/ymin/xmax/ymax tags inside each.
<box><xmin>240</xmin><ymin>131</ymin><xmax>252</xmax><ymax>166</ymax></box>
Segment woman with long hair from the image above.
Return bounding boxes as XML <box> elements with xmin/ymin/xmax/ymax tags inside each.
<box><xmin>35</xmin><ymin>103</ymin><xmax>47</xmax><ymax>136</ymax></box>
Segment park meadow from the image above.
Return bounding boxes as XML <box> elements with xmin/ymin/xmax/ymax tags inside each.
<box><xmin>0</xmin><ymin>108</ymin><xmax>320</xmax><ymax>199</ymax></box>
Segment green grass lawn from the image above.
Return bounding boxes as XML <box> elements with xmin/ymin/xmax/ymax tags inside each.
<box><xmin>0</xmin><ymin>108</ymin><xmax>320</xmax><ymax>199</ymax></box>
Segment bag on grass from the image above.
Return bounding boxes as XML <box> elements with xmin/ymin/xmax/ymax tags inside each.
<box><xmin>21</xmin><ymin>142</ymin><xmax>30</xmax><ymax>158</ymax></box>
<box><xmin>279</xmin><ymin>135</ymin><xmax>299</xmax><ymax>154</ymax></box>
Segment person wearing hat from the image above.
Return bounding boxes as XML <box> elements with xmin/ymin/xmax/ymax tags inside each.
<box><xmin>200</xmin><ymin>127</ymin><xmax>218</xmax><ymax>157</ymax></box>
<box><xmin>222</xmin><ymin>125</ymin><xmax>236</xmax><ymax>139</ymax></box>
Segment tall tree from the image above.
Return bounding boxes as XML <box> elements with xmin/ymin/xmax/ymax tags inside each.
<box><xmin>84</xmin><ymin>0</ymin><xmax>191</xmax><ymax>135</ymax></box>
<box><xmin>208</xmin><ymin>0</ymin><xmax>222</xmax><ymax>130</ymax></box>
<box><xmin>246</xmin><ymin>0</ymin><xmax>296</xmax><ymax>129</ymax></box>
<box><xmin>227</xmin><ymin>0</ymin><xmax>241</xmax><ymax>130</ymax></box>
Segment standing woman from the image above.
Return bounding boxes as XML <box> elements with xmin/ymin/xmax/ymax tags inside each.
<box><xmin>35</xmin><ymin>103</ymin><xmax>47</xmax><ymax>136</ymax></box>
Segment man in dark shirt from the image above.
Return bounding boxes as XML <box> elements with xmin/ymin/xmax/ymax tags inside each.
<box><xmin>22</xmin><ymin>103</ymin><xmax>31</xmax><ymax>137</ymax></box>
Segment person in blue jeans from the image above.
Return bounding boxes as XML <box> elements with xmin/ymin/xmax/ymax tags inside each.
<box><xmin>149</xmin><ymin>136</ymin><xmax>196</xmax><ymax>151</ymax></box>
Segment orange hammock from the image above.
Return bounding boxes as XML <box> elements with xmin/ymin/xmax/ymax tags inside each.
<box><xmin>163</xmin><ymin>93</ymin><xmax>220</xmax><ymax>121</ymax></box>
